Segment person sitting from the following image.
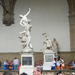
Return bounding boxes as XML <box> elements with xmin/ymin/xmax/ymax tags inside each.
<box><xmin>9</xmin><ymin>61</ymin><xmax>13</xmax><ymax>70</ymax></box>
<box><xmin>39</xmin><ymin>60</ymin><xmax>42</xmax><ymax>66</ymax></box>
<box><xmin>72</xmin><ymin>61</ymin><xmax>75</xmax><ymax>70</ymax></box>
<box><xmin>56</xmin><ymin>58</ymin><xmax>60</xmax><ymax>70</ymax></box>
<box><xmin>61</xmin><ymin>62</ymin><xmax>65</xmax><ymax>70</ymax></box>
<box><xmin>69</xmin><ymin>61</ymin><xmax>74</xmax><ymax>70</ymax></box>
<box><xmin>6</xmin><ymin>60</ymin><xmax>9</xmax><ymax>70</ymax></box>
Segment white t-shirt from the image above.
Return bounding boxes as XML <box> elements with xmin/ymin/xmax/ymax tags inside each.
<box><xmin>13</xmin><ymin>59</ymin><xmax>19</xmax><ymax>65</ymax></box>
<box><xmin>51</xmin><ymin>60</ymin><xmax>55</xmax><ymax>67</ymax></box>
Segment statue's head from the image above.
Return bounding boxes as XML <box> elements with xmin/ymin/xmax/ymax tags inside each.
<box><xmin>45</xmin><ymin>35</ymin><xmax>49</xmax><ymax>40</ymax></box>
<box><xmin>19</xmin><ymin>15</ymin><xmax>23</xmax><ymax>18</ymax></box>
<box><xmin>53</xmin><ymin>38</ymin><xmax>56</xmax><ymax>41</ymax></box>
<box><xmin>28</xmin><ymin>19</ymin><xmax>31</xmax><ymax>24</ymax></box>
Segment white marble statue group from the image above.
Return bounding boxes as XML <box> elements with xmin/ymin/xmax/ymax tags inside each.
<box><xmin>43</xmin><ymin>33</ymin><xmax>58</xmax><ymax>55</ymax></box>
<box><xmin>19</xmin><ymin>8</ymin><xmax>33</xmax><ymax>52</ymax></box>
<box><xmin>19</xmin><ymin>8</ymin><xmax>59</xmax><ymax>54</ymax></box>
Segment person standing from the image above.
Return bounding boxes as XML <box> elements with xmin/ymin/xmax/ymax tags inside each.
<box><xmin>0</xmin><ymin>61</ymin><xmax>2</xmax><ymax>67</ymax></box>
<box><xmin>4</xmin><ymin>60</ymin><xmax>7</xmax><ymax>70</ymax></box>
<box><xmin>51</xmin><ymin>58</ymin><xmax>56</xmax><ymax>70</ymax></box>
<box><xmin>60</xmin><ymin>57</ymin><xmax>64</xmax><ymax>70</ymax></box>
<box><xmin>56</xmin><ymin>58</ymin><xmax>60</xmax><ymax>70</ymax></box>
<box><xmin>39</xmin><ymin>60</ymin><xmax>42</xmax><ymax>66</ymax></box>
<box><xmin>13</xmin><ymin>57</ymin><xmax>19</xmax><ymax>70</ymax></box>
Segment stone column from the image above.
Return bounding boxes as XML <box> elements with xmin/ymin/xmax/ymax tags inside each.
<box><xmin>1</xmin><ymin>0</ymin><xmax>17</xmax><ymax>26</ymax></box>
<box><xmin>67</xmin><ymin>0</ymin><xmax>75</xmax><ymax>51</ymax></box>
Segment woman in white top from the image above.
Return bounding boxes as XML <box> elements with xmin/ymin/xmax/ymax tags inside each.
<box><xmin>56</xmin><ymin>58</ymin><xmax>60</xmax><ymax>70</ymax></box>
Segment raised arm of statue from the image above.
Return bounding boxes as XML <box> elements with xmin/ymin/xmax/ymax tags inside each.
<box><xmin>19</xmin><ymin>8</ymin><xmax>31</xmax><ymax>26</ymax></box>
<box><xmin>25</xmin><ymin>8</ymin><xmax>31</xmax><ymax>17</ymax></box>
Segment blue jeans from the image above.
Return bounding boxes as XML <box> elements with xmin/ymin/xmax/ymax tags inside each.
<box><xmin>14</xmin><ymin>65</ymin><xmax>18</xmax><ymax>70</ymax></box>
<box><xmin>51</xmin><ymin>66</ymin><xmax>55</xmax><ymax>70</ymax></box>
<box><xmin>0</xmin><ymin>64</ymin><xmax>1</xmax><ymax>67</ymax></box>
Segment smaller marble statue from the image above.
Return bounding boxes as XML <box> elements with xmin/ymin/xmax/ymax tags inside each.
<box><xmin>43</xmin><ymin>34</ymin><xmax>53</xmax><ymax>50</ymax></box>
<box><xmin>52</xmin><ymin>38</ymin><xmax>58</xmax><ymax>55</ymax></box>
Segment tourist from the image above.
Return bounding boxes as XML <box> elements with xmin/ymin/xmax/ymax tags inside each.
<box><xmin>40</xmin><ymin>63</ymin><xmax>43</xmax><ymax>70</ymax></box>
<box><xmin>58</xmin><ymin>71</ymin><xmax>62</xmax><ymax>75</ymax></box>
<box><xmin>60</xmin><ymin>57</ymin><xmax>64</xmax><ymax>70</ymax></box>
<box><xmin>4</xmin><ymin>60</ymin><xmax>7</xmax><ymax>70</ymax></box>
<box><xmin>3</xmin><ymin>71</ymin><xmax>12</xmax><ymax>75</ymax></box>
<box><xmin>18</xmin><ymin>63</ymin><xmax>21</xmax><ymax>70</ymax></box>
<box><xmin>46</xmin><ymin>72</ymin><xmax>52</xmax><ymax>75</ymax></box>
<box><xmin>61</xmin><ymin>62</ymin><xmax>65</xmax><ymax>70</ymax></box>
<box><xmin>13</xmin><ymin>57</ymin><xmax>19</xmax><ymax>70</ymax></box>
<box><xmin>33</xmin><ymin>66</ymin><xmax>42</xmax><ymax>75</ymax></box>
<box><xmin>9</xmin><ymin>61</ymin><xmax>13</xmax><ymax>70</ymax></box>
<box><xmin>12</xmin><ymin>59</ymin><xmax>14</xmax><ymax>70</ymax></box>
<box><xmin>6</xmin><ymin>60</ymin><xmax>9</xmax><ymax>70</ymax></box>
<box><xmin>0</xmin><ymin>61</ymin><xmax>2</xmax><ymax>67</ymax></box>
<box><xmin>34</xmin><ymin>63</ymin><xmax>36</xmax><ymax>67</ymax></box>
<box><xmin>44</xmin><ymin>72</ymin><xmax>48</xmax><ymax>75</ymax></box>
<box><xmin>72</xmin><ymin>61</ymin><xmax>75</xmax><ymax>69</ymax></box>
<box><xmin>56</xmin><ymin>58</ymin><xmax>60</xmax><ymax>70</ymax></box>
<box><xmin>51</xmin><ymin>58</ymin><xmax>56</xmax><ymax>70</ymax></box>
<box><xmin>39</xmin><ymin>60</ymin><xmax>42</xmax><ymax>66</ymax></box>
<box><xmin>56</xmin><ymin>73</ymin><xmax>60</xmax><ymax>75</ymax></box>
<box><xmin>20</xmin><ymin>72</ymin><xmax>27</xmax><ymax>75</ymax></box>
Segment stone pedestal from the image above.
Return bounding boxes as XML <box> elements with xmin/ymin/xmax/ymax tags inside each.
<box><xmin>43</xmin><ymin>50</ymin><xmax>55</xmax><ymax>70</ymax></box>
<box><xmin>20</xmin><ymin>52</ymin><xmax>35</xmax><ymax>75</ymax></box>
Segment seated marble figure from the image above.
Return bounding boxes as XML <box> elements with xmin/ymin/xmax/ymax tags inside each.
<box><xmin>43</xmin><ymin>34</ymin><xmax>53</xmax><ymax>50</ymax></box>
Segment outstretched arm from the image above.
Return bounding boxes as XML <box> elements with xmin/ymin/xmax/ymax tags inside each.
<box><xmin>25</xmin><ymin>8</ymin><xmax>31</xmax><ymax>17</ymax></box>
<box><xmin>19</xmin><ymin>31</ymin><xmax>26</xmax><ymax>34</ymax></box>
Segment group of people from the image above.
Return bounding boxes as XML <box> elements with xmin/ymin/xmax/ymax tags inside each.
<box><xmin>66</xmin><ymin>60</ymin><xmax>75</xmax><ymax>70</ymax></box>
<box><xmin>51</xmin><ymin>57</ymin><xmax>65</xmax><ymax>70</ymax></box>
<box><xmin>34</xmin><ymin>60</ymin><xmax>43</xmax><ymax>70</ymax></box>
<box><xmin>4</xmin><ymin>57</ymin><xmax>20</xmax><ymax>70</ymax></box>
<box><xmin>34</xmin><ymin>58</ymin><xmax>65</xmax><ymax>71</ymax></box>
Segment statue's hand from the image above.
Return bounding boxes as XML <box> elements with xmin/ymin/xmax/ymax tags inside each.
<box><xmin>29</xmin><ymin>8</ymin><xmax>31</xmax><ymax>11</ymax></box>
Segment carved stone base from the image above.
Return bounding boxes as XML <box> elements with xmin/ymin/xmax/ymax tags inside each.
<box><xmin>22</xmin><ymin>48</ymin><xmax>33</xmax><ymax>53</ymax></box>
<box><xmin>43</xmin><ymin>50</ymin><xmax>55</xmax><ymax>70</ymax></box>
<box><xmin>20</xmin><ymin>53</ymin><xmax>35</xmax><ymax>75</ymax></box>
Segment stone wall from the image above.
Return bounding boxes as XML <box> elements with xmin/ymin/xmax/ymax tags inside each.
<box><xmin>0</xmin><ymin>52</ymin><xmax>75</xmax><ymax>64</ymax></box>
